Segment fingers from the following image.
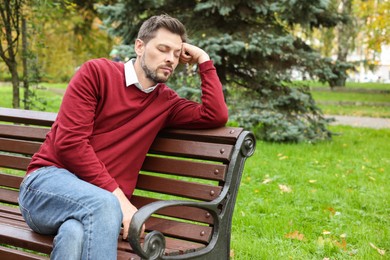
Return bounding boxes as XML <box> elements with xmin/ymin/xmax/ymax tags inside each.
<box><xmin>122</xmin><ymin>221</ymin><xmax>129</xmax><ymax>240</ymax></box>
<box><xmin>180</xmin><ymin>45</ymin><xmax>194</xmax><ymax>64</ymax></box>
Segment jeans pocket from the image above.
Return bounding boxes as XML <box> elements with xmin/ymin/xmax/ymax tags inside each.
<box><xmin>19</xmin><ymin>202</ymin><xmax>42</xmax><ymax>233</ymax></box>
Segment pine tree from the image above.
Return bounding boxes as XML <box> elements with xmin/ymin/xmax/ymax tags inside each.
<box><xmin>99</xmin><ymin>0</ymin><xmax>347</xmax><ymax>142</ymax></box>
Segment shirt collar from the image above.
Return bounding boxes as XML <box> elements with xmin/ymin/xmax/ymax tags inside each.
<box><xmin>124</xmin><ymin>59</ymin><xmax>158</xmax><ymax>93</ymax></box>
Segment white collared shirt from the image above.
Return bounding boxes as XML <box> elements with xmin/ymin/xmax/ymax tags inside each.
<box><xmin>124</xmin><ymin>59</ymin><xmax>158</xmax><ymax>93</ymax></box>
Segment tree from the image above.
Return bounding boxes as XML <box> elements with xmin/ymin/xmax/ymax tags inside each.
<box><xmin>0</xmin><ymin>0</ymin><xmax>24</xmax><ymax>108</ymax></box>
<box><xmin>99</xmin><ymin>0</ymin><xmax>346</xmax><ymax>142</ymax></box>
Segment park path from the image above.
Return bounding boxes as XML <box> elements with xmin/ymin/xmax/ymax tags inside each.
<box><xmin>326</xmin><ymin>115</ymin><xmax>390</xmax><ymax>129</ymax></box>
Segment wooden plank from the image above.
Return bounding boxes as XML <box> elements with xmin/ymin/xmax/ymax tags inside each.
<box><xmin>142</xmin><ymin>156</ymin><xmax>226</xmax><ymax>181</ymax></box>
<box><xmin>0</xmin><ymin>108</ymin><xmax>56</xmax><ymax>126</ymax></box>
<box><xmin>136</xmin><ymin>175</ymin><xmax>222</xmax><ymax>201</ymax></box>
<box><xmin>160</xmin><ymin>127</ymin><xmax>243</xmax><ymax>144</ymax></box>
<box><xmin>131</xmin><ymin>196</ymin><xmax>214</xmax><ymax>224</ymax></box>
<box><xmin>0</xmin><ymin>204</ymin><xmax>21</xmax><ymax>215</ymax></box>
<box><xmin>0</xmin><ymin>223</ymin><xmax>53</xmax><ymax>254</ymax></box>
<box><xmin>0</xmin><ymin>172</ymin><xmax>23</xmax><ymax>189</ymax></box>
<box><xmin>150</xmin><ymin>138</ymin><xmax>233</xmax><ymax>162</ymax></box>
<box><xmin>0</xmin><ymin>154</ymin><xmax>30</xmax><ymax>171</ymax></box>
<box><xmin>146</xmin><ymin>217</ymin><xmax>212</xmax><ymax>244</ymax></box>
<box><xmin>0</xmin><ymin>138</ymin><xmax>42</xmax><ymax>155</ymax></box>
<box><xmin>0</xmin><ymin>125</ymin><xmax>49</xmax><ymax>141</ymax></box>
<box><xmin>117</xmin><ymin>236</ymin><xmax>205</xmax><ymax>258</ymax></box>
<box><xmin>0</xmin><ymin>188</ymin><xmax>19</xmax><ymax>205</ymax></box>
<box><xmin>0</xmin><ymin>245</ymin><xmax>49</xmax><ymax>260</ymax></box>
<box><xmin>0</xmin><ymin>210</ymin><xmax>26</xmax><ymax>223</ymax></box>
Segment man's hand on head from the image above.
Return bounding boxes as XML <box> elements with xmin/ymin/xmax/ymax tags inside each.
<box><xmin>180</xmin><ymin>43</ymin><xmax>210</xmax><ymax>65</ymax></box>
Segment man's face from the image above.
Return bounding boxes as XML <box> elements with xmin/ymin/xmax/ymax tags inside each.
<box><xmin>137</xmin><ymin>28</ymin><xmax>182</xmax><ymax>84</ymax></box>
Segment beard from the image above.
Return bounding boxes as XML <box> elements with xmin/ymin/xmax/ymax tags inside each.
<box><xmin>141</xmin><ymin>54</ymin><xmax>172</xmax><ymax>84</ymax></box>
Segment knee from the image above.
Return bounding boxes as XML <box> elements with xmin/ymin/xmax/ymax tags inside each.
<box><xmin>55</xmin><ymin>219</ymin><xmax>84</xmax><ymax>250</ymax></box>
<box><xmin>93</xmin><ymin>192</ymin><xmax>123</xmax><ymax>228</ymax></box>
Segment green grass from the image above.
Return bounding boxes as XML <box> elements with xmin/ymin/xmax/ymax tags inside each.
<box><xmin>298</xmin><ymin>80</ymin><xmax>390</xmax><ymax>90</ymax></box>
<box><xmin>231</xmin><ymin>125</ymin><xmax>390</xmax><ymax>259</ymax></box>
<box><xmin>318</xmin><ymin>105</ymin><xmax>390</xmax><ymax>118</ymax></box>
<box><xmin>0</xmin><ymin>84</ymin><xmax>63</xmax><ymax>112</ymax></box>
<box><xmin>311</xmin><ymin>91</ymin><xmax>390</xmax><ymax>118</ymax></box>
<box><xmin>312</xmin><ymin>92</ymin><xmax>390</xmax><ymax>103</ymax></box>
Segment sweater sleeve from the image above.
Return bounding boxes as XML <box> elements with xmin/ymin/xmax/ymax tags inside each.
<box><xmin>166</xmin><ymin>60</ymin><xmax>228</xmax><ymax>129</ymax></box>
<box><xmin>53</xmin><ymin>60</ymin><xmax>119</xmax><ymax>192</ymax></box>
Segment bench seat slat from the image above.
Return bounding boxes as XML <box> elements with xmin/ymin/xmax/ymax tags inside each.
<box><xmin>0</xmin><ymin>245</ymin><xmax>49</xmax><ymax>260</ymax></box>
<box><xmin>142</xmin><ymin>156</ymin><xmax>226</xmax><ymax>181</ymax></box>
<box><xmin>0</xmin><ymin>223</ymin><xmax>53</xmax><ymax>254</ymax></box>
<box><xmin>136</xmin><ymin>174</ymin><xmax>222</xmax><ymax>201</ymax></box>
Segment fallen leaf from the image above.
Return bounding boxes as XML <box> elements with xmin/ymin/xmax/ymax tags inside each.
<box><xmin>309</xmin><ymin>180</ymin><xmax>317</xmax><ymax>183</ymax></box>
<box><xmin>279</xmin><ymin>184</ymin><xmax>292</xmax><ymax>193</ymax></box>
<box><xmin>230</xmin><ymin>249</ymin><xmax>235</xmax><ymax>258</ymax></box>
<box><xmin>322</xmin><ymin>230</ymin><xmax>331</xmax><ymax>235</ymax></box>
<box><xmin>334</xmin><ymin>238</ymin><xmax>347</xmax><ymax>251</ymax></box>
<box><xmin>326</xmin><ymin>207</ymin><xmax>336</xmax><ymax>216</ymax></box>
<box><xmin>285</xmin><ymin>230</ymin><xmax>304</xmax><ymax>240</ymax></box>
<box><xmin>262</xmin><ymin>177</ymin><xmax>273</xmax><ymax>184</ymax></box>
<box><xmin>369</xmin><ymin>242</ymin><xmax>386</xmax><ymax>256</ymax></box>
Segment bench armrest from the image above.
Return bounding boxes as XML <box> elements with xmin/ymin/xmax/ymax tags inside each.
<box><xmin>128</xmin><ymin>200</ymin><xmax>219</xmax><ymax>259</ymax></box>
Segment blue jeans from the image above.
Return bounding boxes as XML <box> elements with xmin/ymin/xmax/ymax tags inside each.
<box><xmin>18</xmin><ymin>166</ymin><xmax>123</xmax><ymax>260</ymax></box>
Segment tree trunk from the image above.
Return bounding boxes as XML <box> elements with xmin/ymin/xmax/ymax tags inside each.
<box><xmin>333</xmin><ymin>0</ymin><xmax>354</xmax><ymax>88</ymax></box>
<box><xmin>10</xmin><ymin>62</ymin><xmax>20</xmax><ymax>108</ymax></box>
<box><xmin>22</xmin><ymin>16</ymin><xmax>29</xmax><ymax>110</ymax></box>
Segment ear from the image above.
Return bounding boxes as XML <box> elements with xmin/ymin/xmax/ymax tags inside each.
<box><xmin>134</xmin><ymin>39</ymin><xmax>144</xmax><ymax>56</ymax></box>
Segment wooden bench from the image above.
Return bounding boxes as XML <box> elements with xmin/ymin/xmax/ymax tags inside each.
<box><xmin>0</xmin><ymin>107</ymin><xmax>256</xmax><ymax>259</ymax></box>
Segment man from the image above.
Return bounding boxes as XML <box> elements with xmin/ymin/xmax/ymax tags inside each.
<box><xmin>18</xmin><ymin>14</ymin><xmax>228</xmax><ymax>259</ymax></box>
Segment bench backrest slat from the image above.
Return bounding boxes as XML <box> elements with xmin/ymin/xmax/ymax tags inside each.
<box><xmin>0</xmin><ymin>154</ymin><xmax>30</xmax><ymax>172</ymax></box>
<box><xmin>0</xmin><ymin>138</ymin><xmax>42</xmax><ymax>155</ymax></box>
<box><xmin>142</xmin><ymin>156</ymin><xmax>226</xmax><ymax>181</ymax></box>
<box><xmin>149</xmin><ymin>138</ymin><xmax>233</xmax><ymax>162</ymax></box>
<box><xmin>0</xmin><ymin>125</ymin><xmax>49</xmax><ymax>141</ymax></box>
<box><xmin>130</xmin><ymin>196</ymin><xmax>213</xmax><ymax>224</ymax></box>
<box><xmin>146</xmin><ymin>217</ymin><xmax>212</xmax><ymax>243</ymax></box>
<box><xmin>136</xmin><ymin>174</ymin><xmax>222</xmax><ymax>201</ymax></box>
<box><xmin>0</xmin><ymin>107</ymin><xmax>56</xmax><ymax>126</ymax></box>
<box><xmin>0</xmin><ymin>189</ymin><xmax>19</xmax><ymax>205</ymax></box>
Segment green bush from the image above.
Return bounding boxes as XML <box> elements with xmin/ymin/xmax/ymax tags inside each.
<box><xmin>229</xmin><ymin>86</ymin><xmax>332</xmax><ymax>143</ymax></box>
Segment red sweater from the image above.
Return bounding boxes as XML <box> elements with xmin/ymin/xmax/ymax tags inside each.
<box><xmin>27</xmin><ymin>58</ymin><xmax>228</xmax><ymax>198</ymax></box>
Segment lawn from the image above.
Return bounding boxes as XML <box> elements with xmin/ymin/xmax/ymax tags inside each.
<box><xmin>302</xmin><ymin>82</ymin><xmax>390</xmax><ymax>118</ymax></box>
<box><xmin>232</xmin><ymin>125</ymin><xmax>389</xmax><ymax>259</ymax></box>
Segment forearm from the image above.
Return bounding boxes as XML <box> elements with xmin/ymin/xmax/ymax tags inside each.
<box><xmin>167</xmin><ymin>60</ymin><xmax>228</xmax><ymax>128</ymax></box>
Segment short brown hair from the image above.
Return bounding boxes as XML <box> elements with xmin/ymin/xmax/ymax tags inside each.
<box><xmin>137</xmin><ymin>14</ymin><xmax>187</xmax><ymax>44</ymax></box>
